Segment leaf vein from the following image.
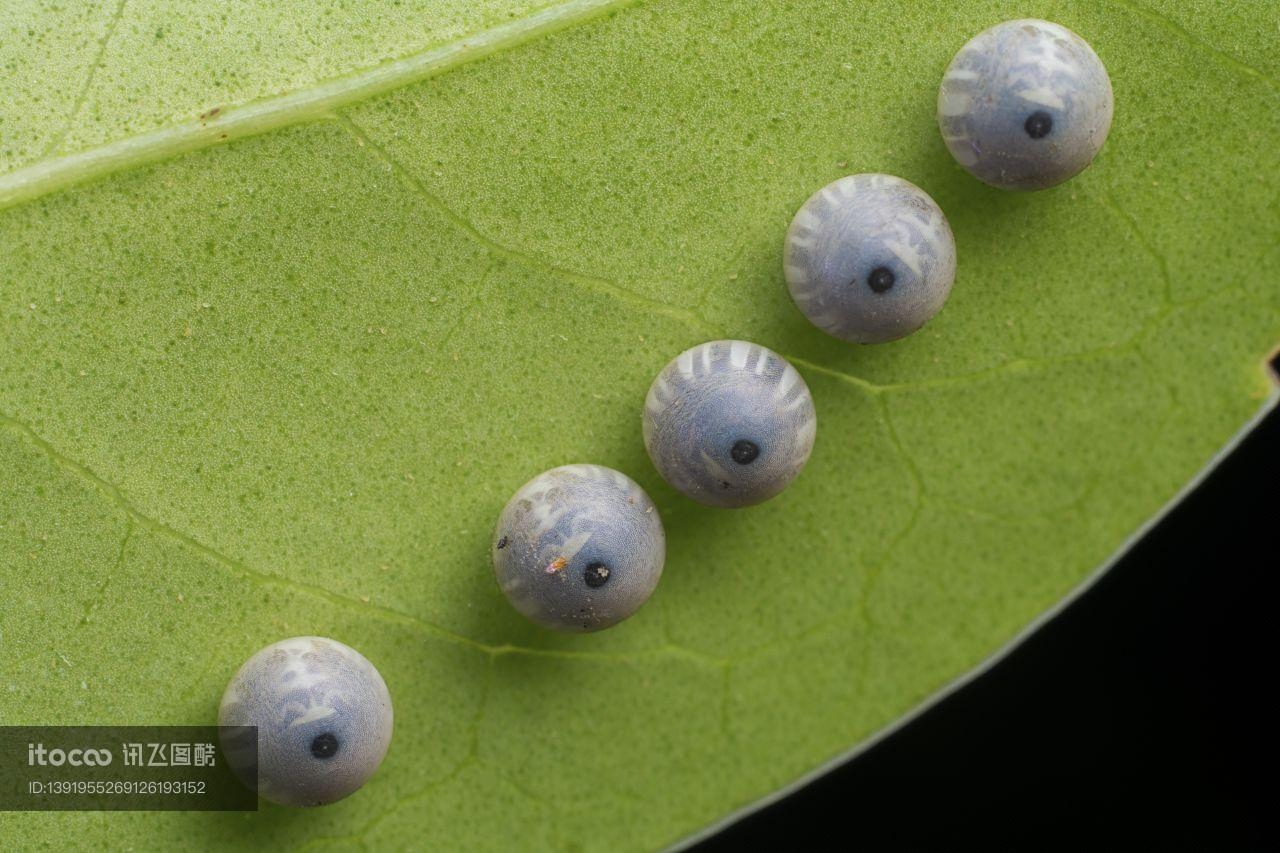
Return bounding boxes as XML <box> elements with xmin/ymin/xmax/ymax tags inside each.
<box><xmin>1107</xmin><ymin>0</ymin><xmax>1279</xmax><ymax>91</ymax></box>
<box><xmin>38</xmin><ymin>0</ymin><xmax>131</xmax><ymax>160</ymax></box>
<box><xmin>75</xmin><ymin>518</ymin><xmax>133</xmax><ymax>628</ymax></box>
<box><xmin>336</xmin><ymin>111</ymin><xmax>718</xmax><ymax>338</ymax></box>
<box><xmin>2</xmin><ymin>407</ymin><xmax>728</xmax><ymax>669</ymax></box>
<box><xmin>344</xmin><ymin>658</ymin><xmax>496</xmax><ymax>849</ymax></box>
<box><xmin>0</xmin><ymin>0</ymin><xmax>644</xmax><ymax>211</ymax></box>
<box><xmin>1098</xmin><ymin>191</ymin><xmax>1174</xmax><ymax>307</ymax></box>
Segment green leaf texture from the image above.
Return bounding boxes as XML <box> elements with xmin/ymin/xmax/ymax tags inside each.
<box><xmin>1</xmin><ymin>0</ymin><xmax>1277</xmax><ymax>848</ymax></box>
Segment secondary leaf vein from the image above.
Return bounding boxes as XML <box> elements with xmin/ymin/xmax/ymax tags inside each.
<box><xmin>38</xmin><ymin>0</ymin><xmax>131</xmax><ymax>160</ymax></box>
<box><xmin>2</xmin><ymin>407</ymin><xmax>727</xmax><ymax>669</ymax></box>
<box><xmin>1106</xmin><ymin>0</ymin><xmax>1279</xmax><ymax>91</ymax></box>
<box><xmin>335</xmin><ymin>111</ymin><xmax>719</xmax><ymax>338</ymax></box>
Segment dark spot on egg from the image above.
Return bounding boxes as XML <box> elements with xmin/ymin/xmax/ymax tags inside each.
<box><xmin>731</xmin><ymin>439</ymin><xmax>760</xmax><ymax>465</ymax></box>
<box><xmin>310</xmin><ymin>732</ymin><xmax>339</xmax><ymax>760</ymax></box>
<box><xmin>867</xmin><ymin>266</ymin><xmax>895</xmax><ymax>294</ymax></box>
<box><xmin>1024</xmin><ymin>110</ymin><xmax>1053</xmax><ymax>139</ymax></box>
<box><xmin>584</xmin><ymin>562</ymin><xmax>611</xmax><ymax>588</ymax></box>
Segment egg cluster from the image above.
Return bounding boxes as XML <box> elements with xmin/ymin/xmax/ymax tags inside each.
<box><xmin>490</xmin><ymin>17</ymin><xmax>1110</xmax><ymax>634</ymax></box>
<box><xmin>221</xmin><ymin>18</ymin><xmax>1111</xmax><ymax>807</ymax></box>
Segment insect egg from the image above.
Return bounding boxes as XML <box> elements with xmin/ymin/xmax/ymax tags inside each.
<box><xmin>218</xmin><ymin>636</ymin><xmax>393</xmax><ymax>808</ymax></box>
<box><xmin>938</xmin><ymin>19</ymin><xmax>1114</xmax><ymax>190</ymax></box>
<box><xmin>492</xmin><ymin>464</ymin><xmax>665</xmax><ymax>632</ymax></box>
<box><xmin>643</xmin><ymin>340</ymin><xmax>816</xmax><ymax>507</ymax></box>
<box><xmin>784</xmin><ymin>174</ymin><xmax>957</xmax><ymax>344</ymax></box>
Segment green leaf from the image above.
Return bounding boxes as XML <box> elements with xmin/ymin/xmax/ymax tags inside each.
<box><xmin>1</xmin><ymin>0</ymin><xmax>1276</xmax><ymax>848</ymax></box>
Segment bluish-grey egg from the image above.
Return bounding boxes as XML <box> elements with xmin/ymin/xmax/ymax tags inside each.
<box><xmin>218</xmin><ymin>636</ymin><xmax>393</xmax><ymax>807</ymax></box>
<box><xmin>784</xmin><ymin>174</ymin><xmax>956</xmax><ymax>344</ymax></box>
<box><xmin>643</xmin><ymin>340</ymin><xmax>816</xmax><ymax>508</ymax></box>
<box><xmin>938</xmin><ymin>19</ymin><xmax>1113</xmax><ymax>190</ymax></box>
<box><xmin>492</xmin><ymin>464</ymin><xmax>665</xmax><ymax>632</ymax></box>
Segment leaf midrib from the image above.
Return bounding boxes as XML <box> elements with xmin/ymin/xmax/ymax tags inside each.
<box><xmin>0</xmin><ymin>0</ymin><xmax>640</xmax><ymax>212</ymax></box>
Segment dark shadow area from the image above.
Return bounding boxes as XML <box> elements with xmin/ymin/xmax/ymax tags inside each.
<box><xmin>695</xmin><ymin>398</ymin><xmax>1279</xmax><ymax>852</ymax></box>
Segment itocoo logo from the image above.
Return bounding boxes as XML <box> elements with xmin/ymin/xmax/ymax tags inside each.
<box><xmin>27</xmin><ymin>743</ymin><xmax>113</xmax><ymax>766</ymax></box>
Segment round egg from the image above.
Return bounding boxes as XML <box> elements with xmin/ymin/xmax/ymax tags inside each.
<box><xmin>218</xmin><ymin>636</ymin><xmax>393</xmax><ymax>807</ymax></box>
<box><xmin>784</xmin><ymin>174</ymin><xmax>956</xmax><ymax>344</ymax></box>
<box><xmin>938</xmin><ymin>19</ymin><xmax>1114</xmax><ymax>190</ymax></box>
<box><xmin>492</xmin><ymin>464</ymin><xmax>665</xmax><ymax>632</ymax></box>
<box><xmin>644</xmin><ymin>340</ymin><xmax>816</xmax><ymax>507</ymax></box>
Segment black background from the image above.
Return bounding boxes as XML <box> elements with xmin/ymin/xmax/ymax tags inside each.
<box><xmin>696</xmin><ymin>392</ymin><xmax>1278</xmax><ymax>851</ymax></box>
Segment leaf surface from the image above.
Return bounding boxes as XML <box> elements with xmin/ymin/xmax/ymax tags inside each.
<box><xmin>1</xmin><ymin>0</ymin><xmax>1277</xmax><ymax>848</ymax></box>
